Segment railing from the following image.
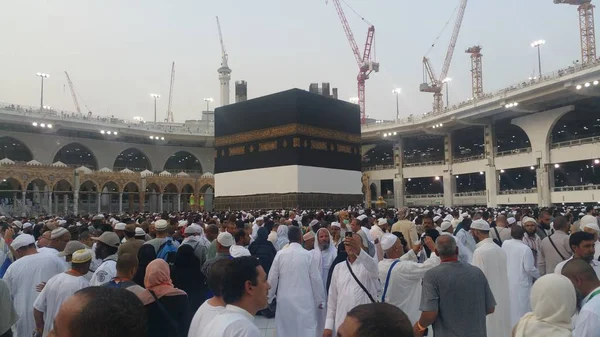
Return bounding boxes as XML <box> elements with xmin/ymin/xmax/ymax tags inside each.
<box><xmin>552</xmin><ymin>184</ymin><xmax>600</xmax><ymax>192</ymax></box>
<box><xmin>453</xmin><ymin>191</ymin><xmax>486</xmax><ymax>197</ymax></box>
<box><xmin>0</xmin><ymin>102</ymin><xmax>214</xmax><ymax>136</ymax></box>
<box><xmin>362</xmin><ymin>163</ymin><xmax>395</xmax><ymax>171</ymax></box>
<box><xmin>362</xmin><ymin>60</ymin><xmax>600</xmax><ymax>130</ymax></box>
<box><xmin>405</xmin><ymin>193</ymin><xmax>444</xmax><ymax>199</ymax></box>
<box><xmin>498</xmin><ymin>188</ymin><xmax>538</xmax><ymax>195</ymax></box>
<box><xmin>403</xmin><ymin>160</ymin><xmax>445</xmax><ymax>168</ymax></box>
<box><xmin>453</xmin><ymin>154</ymin><xmax>485</xmax><ymax>164</ymax></box>
<box><xmin>496</xmin><ymin>147</ymin><xmax>532</xmax><ymax>157</ymax></box>
<box><xmin>551</xmin><ymin>136</ymin><xmax>600</xmax><ymax>149</ymax></box>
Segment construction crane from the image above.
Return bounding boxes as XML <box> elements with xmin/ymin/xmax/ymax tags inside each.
<box><xmin>216</xmin><ymin>16</ymin><xmax>232</xmax><ymax>106</ymax></box>
<box><xmin>466</xmin><ymin>45</ymin><xmax>483</xmax><ymax>98</ymax></box>
<box><xmin>216</xmin><ymin>16</ymin><xmax>228</xmax><ymax>68</ymax></box>
<box><xmin>420</xmin><ymin>0</ymin><xmax>468</xmax><ymax>113</ymax></box>
<box><xmin>554</xmin><ymin>0</ymin><xmax>596</xmax><ymax>64</ymax></box>
<box><xmin>166</xmin><ymin>62</ymin><xmax>175</xmax><ymax>123</ymax></box>
<box><xmin>327</xmin><ymin>0</ymin><xmax>379</xmax><ymax>124</ymax></box>
<box><xmin>64</xmin><ymin>71</ymin><xmax>91</xmax><ymax>115</ymax></box>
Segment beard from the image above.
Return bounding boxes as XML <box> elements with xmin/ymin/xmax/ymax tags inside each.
<box><xmin>319</xmin><ymin>241</ymin><xmax>330</xmax><ymax>251</ymax></box>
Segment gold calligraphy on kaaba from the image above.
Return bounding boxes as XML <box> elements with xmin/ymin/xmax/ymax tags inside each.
<box><xmin>293</xmin><ymin>138</ymin><xmax>300</xmax><ymax>148</ymax></box>
<box><xmin>228</xmin><ymin>146</ymin><xmax>245</xmax><ymax>156</ymax></box>
<box><xmin>311</xmin><ymin>140</ymin><xmax>327</xmax><ymax>151</ymax></box>
<box><xmin>258</xmin><ymin>141</ymin><xmax>278</xmax><ymax>152</ymax></box>
<box><xmin>337</xmin><ymin>144</ymin><xmax>352</xmax><ymax>154</ymax></box>
<box><xmin>215</xmin><ymin>123</ymin><xmax>360</xmax><ymax>147</ymax></box>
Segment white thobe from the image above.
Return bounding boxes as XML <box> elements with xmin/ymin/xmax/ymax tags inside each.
<box><xmin>573</xmin><ymin>286</ymin><xmax>600</xmax><ymax>337</ymax></box>
<box><xmin>198</xmin><ymin>304</ymin><xmax>261</xmax><ymax>337</ymax></box>
<box><xmin>456</xmin><ymin>229</ymin><xmax>476</xmax><ymax>253</ymax></box>
<box><xmin>502</xmin><ymin>239</ymin><xmax>540</xmax><ymax>327</ymax></box>
<box><xmin>378</xmin><ymin>249</ymin><xmax>440</xmax><ymax>324</ymax></box>
<box><xmin>326</xmin><ymin>249</ymin><xmax>380</xmax><ymax>333</ymax></box>
<box><xmin>595</xmin><ymin>241</ymin><xmax>600</xmax><ymax>261</ymax></box>
<box><xmin>3</xmin><ymin>253</ymin><xmax>67</xmax><ymax>337</ymax></box>
<box><xmin>311</xmin><ymin>239</ymin><xmax>337</xmax><ymax>335</ymax></box>
<box><xmin>471</xmin><ymin>238</ymin><xmax>512</xmax><ymax>337</ymax></box>
<box><xmin>554</xmin><ymin>257</ymin><xmax>600</xmax><ymax>279</ymax></box>
<box><xmin>268</xmin><ymin>242</ymin><xmax>326</xmax><ymax>337</ymax></box>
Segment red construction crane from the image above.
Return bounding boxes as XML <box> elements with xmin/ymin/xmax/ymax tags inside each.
<box><xmin>420</xmin><ymin>0</ymin><xmax>468</xmax><ymax>113</ymax></box>
<box><xmin>166</xmin><ymin>62</ymin><xmax>175</xmax><ymax>123</ymax></box>
<box><xmin>327</xmin><ymin>0</ymin><xmax>379</xmax><ymax>124</ymax></box>
<box><xmin>466</xmin><ymin>45</ymin><xmax>483</xmax><ymax>98</ymax></box>
<box><xmin>554</xmin><ymin>0</ymin><xmax>596</xmax><ymax>64</ymax></box>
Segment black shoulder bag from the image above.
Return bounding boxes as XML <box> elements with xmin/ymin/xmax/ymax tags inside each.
<box><xmin>547</xmin><ymin>234</ymin><xmax>566</xmax><ymax>261</ymax></box>
<box><xmin>346</xmin><ymin>260</ymin><xmax>377</xmax><ymax>303</ymax></box>
<box><xmin>148</xmin><ymin>290</ymin><xmax>181</xmax><ymax>337</ymax></box>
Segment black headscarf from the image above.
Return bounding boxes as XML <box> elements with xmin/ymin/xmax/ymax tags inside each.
<box><xmin>249</xmin><ymin>227</ymin><xmax>277</xmax><ymax>275</ymax></box>
<box><xmin>326</xmin><ymin>242</ymin><xmax>348</xmax><ymax>294</ymax></box>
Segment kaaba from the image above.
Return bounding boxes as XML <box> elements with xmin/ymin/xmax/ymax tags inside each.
<box><xmin>214</xmin><ymin>88</ymin><xmax>363</xmax><ymax>210</ymax></box>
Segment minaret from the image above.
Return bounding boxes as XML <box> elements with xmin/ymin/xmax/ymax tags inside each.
<box><xmin>218</xmin><ymin>59</ymin><xmax>231</xmax><ymax>106</ymax></box>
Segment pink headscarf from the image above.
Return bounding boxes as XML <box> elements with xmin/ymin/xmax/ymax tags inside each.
<box><xmin>137</xmin><ymin>259</ymin><xmax>186</xmax><ymax>305</ymax></box>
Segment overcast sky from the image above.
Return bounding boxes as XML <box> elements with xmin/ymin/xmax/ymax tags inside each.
<box><xmin>0</xmin><ymin>0</ymin><xmax>583</xmax><ymax>122</ymax></box>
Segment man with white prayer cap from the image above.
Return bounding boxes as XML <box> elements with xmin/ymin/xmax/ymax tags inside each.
<box><xmin>303</xmin><ymin>231</ymin><xmax>315</xmax><ymax>251</ymax></box>
<box><xmin>439</xmin><ymin>222</ymin><xmax>473</xmax><ymax>263</ymax></box>
<box><xmin>582</xmin><ymin>220</ymin><xmax>600</xmax><ymax>261</ymax></box>
<box><xmin>370</xmin><ymin>218</ymin><xmax>387</xmax><ymax>242</ymax></box>
<box><xmin>377</xmin><ymin>233</ymin><xmax>439</xmax><ymax>325</ymax></box>
<box><xmin>470</xmin><ymin>219</ymin><xmax>512</xmax><ymax>337</ymax></box>
<box><xmin>38</xmin><ymin>227</ymin><xmax>71</xmax><ymax>256</ymax></box>
<box><xmin>3</xmin><ymin>234</ymin><xmax>67</xmax><ymax>337</ymax></box>
<box><xmin>33</xmin><ymin>249</ymin><xmax>92</xmax><ymax>337</ymax></box>
<box><xmin>391</xmin><ymin>207</ymin><xmax>419</xmax><ymax>248</ymax></box>
<box><xmin>268</xmin><ymin>226</ymin><xmax>325</xmax><ymax>337</ymax></box>
<box><xmin>330</xmin><ymin>222</ymin><xmax>342</xmax><ymax>248</ymax></box>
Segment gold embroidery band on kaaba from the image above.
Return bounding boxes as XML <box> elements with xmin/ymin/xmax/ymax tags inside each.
<box><xmin>215</xmin><ymin>123</ymin><xmax>361</xmax><ymax>147</ymax></box>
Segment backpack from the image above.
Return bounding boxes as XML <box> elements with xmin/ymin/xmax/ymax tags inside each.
<box><xmin>156</xmin><ymin>238</ymin><xmax>178</xmax><ymax>269</ymax></box>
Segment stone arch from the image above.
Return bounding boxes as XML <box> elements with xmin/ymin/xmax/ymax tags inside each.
<box><xmin>0</xmin><ymin>178</ymin><xmax>23</xmax><ymax>216</ymax></box>
<box><xmin>164</xmin><ymin>151</ymin><xmax>203</xmax><ymax>173</ymax></box>
<box><xmin>145</xmin><ymin>182</ymin><xmax>161</xmax><ymax>213</ymax></box>
<box><xmin>181</xmin><ymin>184</ymin><xmax>194</xmax><ymax>194</ymax></box>
<box><xmin>100</xmin><ymin>181</ymin><xmax>119</xmax><ymax>213</ymax></box>
<box><xmin>53</xmin><ymin>142</ymin><xmax>98</xmax><ymax>170</ymax></box>
<box><xmin>550</xmin><ymin>105</ymin><xmax>600</xmax><ymax>143</ymax></box>
<box><xmin>494</xmin><ymin>121</ymin><xmax>532</xmax><ymax>153</ymax></box>
<box><xmin>123</xmin><ymin>181</ymin><xmax>140</xmax><ymax>193</ymax></box>
<box><xmin>113</xmin><ymin>148</ymin><xmax>152</xmax><ymax>172</ymax></box>
<box><xmin>79</xmin><ymin>180</ymin><xmax>98</xmax><ymax>192</ymax></box>
<box><xmin>145</xmin><ymin>182</ymin><xmax>161</xmax><ymax>193</ymax></box>
<box><xmin>199</xmin><ymin>184</ymin><xmax>214</xmax><ymax>212</ymax></box>
<box><xmin>181</xmin><ymin>184</ymin><xmax>195</xmax><ymax>212</ymax></box>
<box><xmin>52</xmin><ymin>179</ymin><xmax>73</xmax><ymax>192</ymax></box>
<box><xmin>0</xmin><ymin>136</ymin><xmax>34</xmax><ymax>162</ymax></box>
<box><xmin>163</xmin><ymin>183</ymin><xmax>178</xmax><ymax>194</ymax></box>
<box><xmin>0</xmin><ymin>177</ymin><xmax>22</xmax><ymax>191</ymax></box>
<box><xmin>123</xmin><ymin>182</ymin><xmax>140</xmax><ymax>214</ymax></box>
<box><xmin>102</xmin><ymin>181</ymin><xmax>119</xmax><ymax>193</ymax></box>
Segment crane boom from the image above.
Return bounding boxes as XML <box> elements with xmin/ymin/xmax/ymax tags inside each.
<box><xmin>439</xmin><ymin>0</ymin><xmax>468</xmax><ymax>83</ymax></box>
<box><xmin>330</xmin><ymin>0</ymin><xmax>363</xmax><ymax>66</ymax></box>
<box><xmin>64</xmin><ymin>71</ymin><xmax>81</xmax><ymax>114</ymax></box>
<box><xmin>166</xmin><ymin>62</ymin><xmax>175</xmax><ymax>123</ymax></box>
<box><xmin>216</xmin><ymin>16</ymin><xmax>228</xmax><ymax>67</ymax></box>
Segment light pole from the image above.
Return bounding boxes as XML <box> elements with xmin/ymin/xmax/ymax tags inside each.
<box><xmin>531</xmin><ymin>40</ymin><xmax>545</xmax><ymax>79</ymax></box>
<box><xmin>203</xmin><ymin>98</ymin><xmax>214</xmax><ymax>111</ymax></box>
<box><xmin>36</xmin><ymin>72</ymin><xmax>49</xmax><ymax>111</ymax></box>
<box><xmin>392</xmin><ymin>88</ymin><xmax>401</xmax><ymax>121</ymax></box>
<box><xmin>442</xmin><ymin>77</ymin><xmax>452</xmax><ymax>108</ymax></box>
<box><xmin>150</xmin><ymin>94</ymin><xmax>160</xmax><ymax>122</ymax></box>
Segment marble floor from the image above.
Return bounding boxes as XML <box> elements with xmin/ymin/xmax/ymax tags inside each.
<box><xmin>254</xmin><ymin>315</ymin><xmax>276</xmax><ymax>337</ymax></box>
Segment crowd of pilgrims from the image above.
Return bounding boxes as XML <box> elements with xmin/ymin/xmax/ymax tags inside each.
<box><xmin>0</xmin><ymin>205</ymin><xmax>599</xmax><ymax>337</ymax></box>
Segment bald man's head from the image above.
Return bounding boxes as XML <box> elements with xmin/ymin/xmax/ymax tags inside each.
<box><xmin>562</xmin><ymin>258</ymin><xmax>599</xmax><ymax>283</ymax></box>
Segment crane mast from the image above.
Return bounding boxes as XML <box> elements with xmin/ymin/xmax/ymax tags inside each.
<box><xmin>466</xmin><ymin>45</ymin><xmax>483</xmax><ymax>98</ymax></box>
<box><xmin>64</xmin><ymin>71</ymin><xmax>81</xmax><ymax>114</ymax></box>
<box><xmin>554</xmin><ymin>0</ymin><xmax>596</xmax><ymax>64</ymax></box>
<box><xmin>216</xmin><ymin>16</ymin><xmax>228</xmax><ymax>67</ymax></box>
<box><xmin>166</xmin><ymin>62</ymin><xmax>175</xmax><ymax>123</ymax></box>
<box><xmin>328</xmin><ymin>0</ymin><xmax>379</xmax><ymax>124</ymax></box>
<box><xmin>420</xmin><ymin>0</ymin><xmax>468</xmax><ymax>113</ymax></box>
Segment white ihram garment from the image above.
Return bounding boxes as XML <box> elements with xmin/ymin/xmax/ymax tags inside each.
<box><xmin>502</xmin><ymin>239</ymin><xmax>540</xmax><ymax>327</ymax></box>
<box><xmin>311</xmin><ymin>228</ymin><xmax>337</xmax><ymax>335</ymax></box>
<box><xmin>198</xmin><ymin>304</ymin><xmax>260</xmax><ymax>337</ymax></box>
<box><xmin>471</xmin><ymin>238</ymin><xmax>512</xmax><ymax>337</ymax></box>
<box><xmin>268</xmin><ymin>242</ymin><xmax>326</xmax><ymax>337</ymax></box>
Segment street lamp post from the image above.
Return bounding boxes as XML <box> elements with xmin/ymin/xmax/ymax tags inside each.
<box><xmin>203</xmin><ymin>98</ymin><xmax>214</xmax><ymax>111</ymax></box>
<box><xmin>531</xmin><ymin>40</ymin><xmax>545</xmax><ymax>79</ymax></box>
<box><xmin>150</xmin><ymin>94</ymin><xmax>160</xmax><ymax>122</ymax></box>
<box><xmin>36</xmin><ymin>72</ymin><xmax>49</xmax><ymax>111</ymax></box>
<box><xmin>442</xmin><ymin>77</ymin><xmax>452</xmax><ymax>108</ymax></box>
<box><xmin>392</xmin><ymin>88</ymin><xmax>401</xmax><ymax>121</ymax></box>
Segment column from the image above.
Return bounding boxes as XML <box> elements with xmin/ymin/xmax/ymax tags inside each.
<box><xmin>48</xmin><ymin>192</ymin><xmax>53</xmax><ymax>215</ymax></box>
<box><xmin>393</xmin><ymin>138</ymin><xmax>405</xmax><ymax>208</ymax></box>
<box><xmin>443</xmin><ymin>134</ymin><xmax>454</xmax><ymax>206</ymax></box>
<box><xmin>177</xmin><ymin>193</ymin><xmax>181</xmax><ymax>212</ymax></box>
<box><xmin>118</xmin><ymin>193</ymin><xmax>123</xmax><ymax>214</ymax></box>
<box><xmin>63</xmin><ymin>194</ymin><xmax>68</xmax><ymax>215</ymax></box>
<box><xmin>159</xmin><ymin>193</ymin><xmax>164</xmax><ymax>213</ymax></box>
<box><xmin>96</xmin><ymin>192</ymin><xmax>101</xmax><ymax>213</ymax></box>
<box><xmin>54</xmin><ymin>194</ymin><xmax>59</xmax><ymax>215</ymax></box>
<box><xmin>22</xmin><ymin>191</ymin><xmax>26</xmax><ymax>207</ymax></box>
<box><xmin>73</xmin><ymin>191</ymin><xmax>79</xmax><ymax>215</ymax></box>
<box><xmin>484</xmin><ymin>124</ymin><xmax>498</xmax><ymax>207</ymax></box>
<box><xmin>536</xmin><ymin>165</ymin><xmax>553</xmax><ymax>207</ymax></box>
<box><xmin>139</xmin><ymin>192</ymin><xmax>145</xmax><ymax>212</ymax></box>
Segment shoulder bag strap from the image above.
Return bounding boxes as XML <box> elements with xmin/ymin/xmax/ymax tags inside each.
<box><xmin>547</xmin><ymin>235</ymin><xmax>567</xmax><ymax>261</ymax></box>
<box><xmin>149</xmin><ymin>290</ymin><xmax>181</xmax><ymax>337</ymax></box>
<box><xmin>381</xmin><ymin>260</ymin><xmax>400</xmax><ymax>303</ymax></box>
<box><xmin>493</xmin><ymin>227</ymin><xmax>500</xmax><ymax>240</ymax></box>
<box><xmin>345</xmin><ymin>259</ymin><xmax>376</xmax><ymax>303</ymax></box>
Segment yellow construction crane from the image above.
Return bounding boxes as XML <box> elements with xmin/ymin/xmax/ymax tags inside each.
<box><xmin>554</xmin><ymin>0</ymin><xmax>596</xmax><ymax>64</ymax></box>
